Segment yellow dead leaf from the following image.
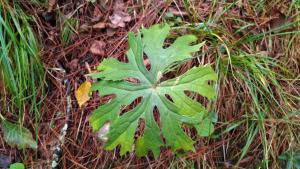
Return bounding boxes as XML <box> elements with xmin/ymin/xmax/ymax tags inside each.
<box><xmin>75</xmin><ymin>81</ymin><xmax>91</xmax><ymax>108</ymax></box>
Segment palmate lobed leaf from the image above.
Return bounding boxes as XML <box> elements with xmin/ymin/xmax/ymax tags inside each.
<box><xmin>90</xmin><ymin>24</ymin><xmax>217</xmax><ymax>158</ymax></box>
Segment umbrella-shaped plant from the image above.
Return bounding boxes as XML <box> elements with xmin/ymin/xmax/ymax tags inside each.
<box><xmin>90</xmin><ymin>24</ymin><xmax>217</xmax><ymax>158</ymax></box>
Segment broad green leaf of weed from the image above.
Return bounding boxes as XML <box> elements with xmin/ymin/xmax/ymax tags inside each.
<box><xmin>90</xmin><ymin>24</ymin><xmax>217</xmax><ymax>158</ymax></box>
<box><xmin>2</xmin><ymin>120</ymin><xmax>37</xmax><ymax>150</ymax></box>
<box><xmin>9</xmin><ymin>163</ymin><xmax>25</xmax><ymax>169</ymax></box>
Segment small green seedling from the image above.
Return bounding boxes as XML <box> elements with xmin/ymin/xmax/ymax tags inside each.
<box><xmin>90</xmin><ymin>24</ymin><xmax>217</xmax><ymax>158</ymax></box>
<box><xmin>9</xmin><ymin>163</ymin><xmax>25</xmax><ymax>169</ymax></box>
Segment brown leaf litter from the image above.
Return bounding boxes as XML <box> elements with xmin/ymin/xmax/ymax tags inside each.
<box><xmin>90</xmin><ymin>40</ymin><xmax>106</xmax><ymax>56</ymax></box>
<box><xmin>109</xmin><ymin>0</ymin><xmax>132</xmax><ymax>28</ymax></box>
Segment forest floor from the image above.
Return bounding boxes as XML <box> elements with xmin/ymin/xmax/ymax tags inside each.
<box><xmin>1</xmin><ymin>0</ymin><xmax>300</xmax><ymax>168</ymax></box>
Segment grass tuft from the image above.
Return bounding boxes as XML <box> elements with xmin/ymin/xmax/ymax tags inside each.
<box><xmin>0</xmin><ymin>0</ymin><xmax>46</xmax><ymax>137</ymax></box>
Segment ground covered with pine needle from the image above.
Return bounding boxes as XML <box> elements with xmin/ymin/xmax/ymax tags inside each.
<box><xmin>0</xmin><ymin>0</ymin><xmax>300</xmax><ymax>168</ymax></box>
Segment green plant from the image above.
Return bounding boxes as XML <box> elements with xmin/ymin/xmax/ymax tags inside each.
<box><xmin>1</xmin><ymin>120</ymin><xmax>37</xmax><ymax>149</ymax></box>
<box><xmin>90</xmin><ymin>24</ymin><xmax>217</xmax><ymax>157</ymax></box>
<box><xmin>9</xmin><ymin>162</ymin><xmax>25</xmax><ymax>169</ymax></box>
<box><xmin>0</xmin><ymin>0</ymin><xmax>44</xmax><ymax>149</ymax></box>
<box><xmin>61</xmin><ymin>17</ymin><xmax>78</xmax><ymax>45</ymax></box>
<box><xmin>279</xmin><ymin>151</ymin><xmax>300</xmax><ymax>169</ymax></box>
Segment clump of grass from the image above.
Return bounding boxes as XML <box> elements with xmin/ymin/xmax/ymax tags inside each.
<box><xmin>208</xmin><ymin>1</ymin><xmax>300</xmax><ymax>168</ymax></box>
<box><xmin>219</xmin><ymin>53</ymin><xmax>298</xmax><ymax>167</ymax></box>
<box><xmin>0</xmin><ymin>0</ymin><xmax>45</xmax><ymax>132</ymax></box>
<box><xmin>61</xmin><ymin>17</ymin><xmax>79</xmax><ymax>45</ymax></box>
<box><xmin>165</xmin><ymin>0</ymin><xmax>300</xmax><ymax>168</ymax></box>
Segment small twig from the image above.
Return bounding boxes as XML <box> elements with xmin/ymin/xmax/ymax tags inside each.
<box><xmin>51</xmin><ymin>63</ymin><xmax>72</xmax><ymax>169</ymax></box>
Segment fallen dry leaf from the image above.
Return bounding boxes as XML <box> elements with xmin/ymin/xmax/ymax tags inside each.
<box><xmin>106</xmin><ymin>28</ymin><xmax>116</xmax><ymax>37</ymax></box>
<box><xmin>109</xmin><ymin>12</ymin><xmax>131</xmax><ymax>28</ymax></box>
<box><xmin>90</xmin><ymin>40</ymin><xmax>106</xmax><ymax>56</ymax></box>
<box><xmin>168</xmin><ymin>7</ymin><xmax>188</xmax><ymax>17</ymax></box>
<box><xmin>92</xmin><ymin>22</ymin><xmax>106</xmax><ymax>30</ymax></box>
<box><xmin>91</xmin><ymin>6</ymin><xmax>103</xmax><ymax>22</ymax></box>
<box><xmin>75</xmin><ymin>81</ymin><xmax>91</xmax><ymax>108</ymax></box>
<box><xmin>79</xmin><ymin>23</ymin><xmax>90</xmax><ymax>32</ymax></box>
<box><xmin>270</xmin><ymin>12</ymin><xmax>287</xmax><ymax>29</ymax></box>
<box><xmin>109</xmin><ymin>0</ymin><xmax>131</xmax><ymax>28</ymax></box>
<box><xmin>66</xmin><ymin>58</ymin><xmax>79</xmax><ymax>72</ymax></box>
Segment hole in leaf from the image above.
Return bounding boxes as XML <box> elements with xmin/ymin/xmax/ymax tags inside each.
<box><xmin>100</xmin><ymin>94</ymin><xmax>116</xmax><ymax>103</ymax></box>
<box><xmin>118</xmin><ymin>51</ymin><xmax>129</xmax><ymax>63</ymax></box>
<box><xmin>143</xmin><ymin>53</ymin><xmax>151</xmax><ymax>71</ymax></box>
<box><xmin>160</xmin><ymin>60</ymin><xmax>194</xmax><ymax>83</ymax></box>
<box><xmin>119</xmin><ymin>96</ymin><xmax>142</xmax><ymax>116</ymax></box>
<box><xmin>136</xmin><ymin>118</ymin><xmax>145</xmax><ymax>137</ymax></box>
<box><xmin>207</xmin><ymin>80</ymin><xmax>215</xmax><ymax>85</ymax></box>
<box><xmin>162</xmin><ymin>38</ymin><xmax>172</xmax><ymax>49</ymax></box>
<box><xmin>122</xmin><ymin>57</ymin><xmax>129</xmax><ymax>63</ymax></box>
<box><xmin>184</xmin><ymin>90</ymin><xmax>207</xmax><ymax>105</ymax></box>
<box><xmin>176</xmin><ymin>149</ymin><xmax>185</xmax><ymax>154</ymax></box>
<box><xmin>164</xmin><ymin>94</ymin><xmax>173</xmax><ymax>102</ymax></box>
<box><xmin>124</xmin><ymin>77</ymin><xmax>140</xmax><ymax>83</ymax></box>
<box><xmin>153</xmin><ymin>106</ymin><xmax>161</xmax><ymax>128</ymax></box>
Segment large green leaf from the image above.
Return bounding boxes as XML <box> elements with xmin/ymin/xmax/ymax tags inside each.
<box><xmin>2</xmin><ymin>120</ymin><xmax>37</xmax><ymax>150</ymax></box>
<box><xmin>90</xmin><ymin>24</ymin><xmax>217</xmax><ymax>158</ymax></box>
<box><xmin>9</xmin><ymin>163</ymin><xmax>25</xmax><ymax>169</ymax></box>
